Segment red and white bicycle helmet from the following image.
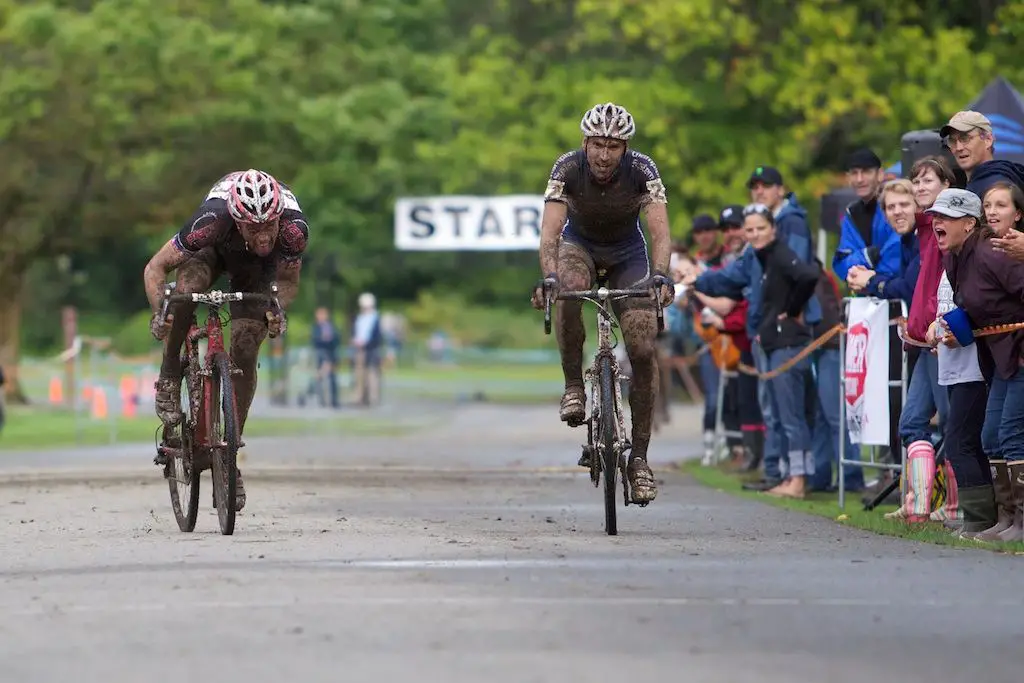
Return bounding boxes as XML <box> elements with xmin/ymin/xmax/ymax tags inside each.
<box><xmin>227</xmin><ymin>169</ymin><xmax>284</xmax><ymax>223</ymax></box>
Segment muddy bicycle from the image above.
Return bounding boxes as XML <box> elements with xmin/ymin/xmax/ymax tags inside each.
<box><xmin>153</xmin><ymin>282</ymin><xmax>281</xmax><ymax>536</ymax></box>
<box><xmin>543</xmin><ymin>272</ymin><xmax>664</xmax><ymax>535</ymax></box>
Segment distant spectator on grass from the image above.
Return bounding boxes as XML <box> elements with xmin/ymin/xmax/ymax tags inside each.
<box><xmin>311</xmin><ymin>306</ymin><xmax>341</xmax><ymax>408</ymax></box>
<box><xmin>350</xmin><ymin>292</ymin><xmax>383</xmax><ymax>406</ymax></box>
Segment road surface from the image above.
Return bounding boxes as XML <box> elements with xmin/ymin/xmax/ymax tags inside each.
<box><xmin>0</xmin><ymin>403</ymin><xmax>1020</xmax><ymax>683</ymax></box>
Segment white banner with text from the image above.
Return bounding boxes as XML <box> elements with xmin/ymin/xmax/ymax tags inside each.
<box><xmin>394</xmin><ymin>195</ymin><xmax>544</xmax><ymax>251</ymax></box>
<box><xmin>844</xmin><ymin>297</ymin><xmax>891</xmax><ymax>446</ymax></box>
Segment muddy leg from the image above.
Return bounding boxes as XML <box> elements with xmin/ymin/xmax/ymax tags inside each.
<box><xmin>555</xmin><ymin>242</ymin><xmax>594</xmax><ymax>425</ymax></box>
<box><xmin>229</xmin><ymin>318</ymin><xmax>269</xmax><ymax>437</ymax></box>
<box><xmin>620</xmin><ymin>304</ymin><xmax>659</xmax><ymax>503</ymax></box>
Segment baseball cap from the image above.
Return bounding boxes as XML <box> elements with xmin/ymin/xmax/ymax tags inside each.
<box><xmin>718</xmin><ymin>204</ymin><xmax>744</xmax><ymax>228</ymax></box>
<box><xmin>925</xmin><ymin>188</ymin><xmax>982</xmax><ymax>219</ymax></box>
<box><xmin>746</xmin><ymin>165</ymin><xmax>783</xmax><ymax>188</ymax></box>
<box><xmin>691</xmin><ymin>213</ymin><xmax>719</xmax><ymax>233</ymax></box>
<box><xmin>940</xmin><ymin>110</ymin><xmax>992</xmax><ymax>138</ymax></box>
<box><xmin>846</xmin><ymin>147</ymin><xmax>882</xmax><ymax>170</ymax></box>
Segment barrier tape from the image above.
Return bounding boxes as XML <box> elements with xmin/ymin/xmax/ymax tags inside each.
<box><xmin>670</xmin><ymin>315</ymin><xmax>1024</xmax><ymax>381</ymax></box>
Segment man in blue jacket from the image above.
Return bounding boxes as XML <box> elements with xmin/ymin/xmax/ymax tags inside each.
<box><xmin>832</xmin><ymin>148</ymin><xmax>900</xmax><ymax>280</ymax></box>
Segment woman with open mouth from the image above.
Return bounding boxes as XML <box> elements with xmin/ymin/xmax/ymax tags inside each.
<box><xmin>936</xmin><ymin>187</ymin><xmax>1024</xmax><ymax>543</ymax></box>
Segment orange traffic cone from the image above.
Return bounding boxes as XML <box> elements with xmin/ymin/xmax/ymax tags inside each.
<box><xmin>91</xmin><ymin>387</ymin><xmax>108</xmax><ymax>419</ymax></box>
<box><xmin>49</xmin><ymin>377</ymin><xmax>63</xmax><ymax>405</ymax></box>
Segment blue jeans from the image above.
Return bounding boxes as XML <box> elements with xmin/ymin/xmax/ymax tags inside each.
<box><xmin>753</xmin><ymin>340</ymin><xmax>784</xmax><ymax>479</ymax></box>
<box><xmin>767</xmin><ymin>345</ymin><xmax>813</xmax><ymax>477</ymax></box>
<box><xmin>697</xmin><ymin>350</ymin><xmax>719</xmax><ymax>433</ymax></box>
<box><xmin>897</xmin><ymin>351</ymin><xmax>947</xmax><ymax>447</ymax></box>
<box><xmin>982</xmin><ymin>372</ymin><xmax>1024</xmax><ymax>463</ymax></box>
<box><xmin>810</xmin><ymin>348</ymin><xmax>865</xmax><ymax>491</ymax></box>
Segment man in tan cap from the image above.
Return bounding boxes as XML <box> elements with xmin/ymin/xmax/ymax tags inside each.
<box><xmin>941</xmin><ymin>110</ymin><xmax>1024</xmax><ymax>196</ymax></box>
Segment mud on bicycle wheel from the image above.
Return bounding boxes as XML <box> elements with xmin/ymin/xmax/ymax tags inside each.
<box><xmin>598</xmin><ymin>353</ymin><xmax>619</xmax><ymax>536</ymax></box>
<box><xmin>210</xmin><ymin>352</ymin><xmax>240</xmax><ymax>536</ymax></box>
<box><xmin>167</xmin><ymin>357</ymin><xmax>200</xmax><ymax>532</ymax></box>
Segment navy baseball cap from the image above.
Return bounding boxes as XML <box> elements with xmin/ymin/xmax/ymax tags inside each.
<box><xmin>718</xmin><ymin>204</ymin><xmax>745</xmax><ymax>228</ymax></box>
<box><xmin>747</xmin><ymin>165</ymin><xmax>784</xmax><ymax>188</ymax></box>
<box><xmin>691</xmin><ymin>213</ymin><xmax>719</xmax><ymax>233</ymax></box>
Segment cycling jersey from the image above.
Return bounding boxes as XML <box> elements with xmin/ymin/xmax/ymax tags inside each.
<box><xmin>543</xmin><ymin>148</ymin><xmax>667</xmax><ymax>244</ymax></box>
<box><xmin>173</xmin><ymin>172</ymin><xmax>309</xmax><ymax>263</ymax></box>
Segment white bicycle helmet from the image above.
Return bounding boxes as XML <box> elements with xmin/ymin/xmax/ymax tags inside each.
<box><xmin>227</xmin><ymin>169</ymin><xmax>284</xmax><ymax>223</ymax></box>
<box><xmin>580</xmin><ymin>102</ymin><xmax>636</xmax><ymax>141</ymax></box>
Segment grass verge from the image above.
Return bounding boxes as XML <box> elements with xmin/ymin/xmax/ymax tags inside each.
<box><xmin>680</xmin><ymin>459</ymin><xmax>1024</xmax><ymax>555</ymax></box>
<box><xmin>0</xmin><ymin>407</ymin><xmax>413</xmax><ymax>451</ymax></box>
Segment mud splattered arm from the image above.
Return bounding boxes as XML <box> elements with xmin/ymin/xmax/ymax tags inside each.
<box><xmin>143</xmin><ymin>240</ymin><xmax>190</xmax><ymax>313</ymax></box>
<box><xmin>643</xmin><ymin>201</ymin><xmax>672</xmax><ymax>275</ymax></box>
<box><xmin>539</xmin><ymin>201</ymin><xmax>567</xmax><ymax>276</ymax></box>
<box><xmin>275</xmin><ymin>259</ymin><xmax>302</xmax><ymax>310</ymax></box>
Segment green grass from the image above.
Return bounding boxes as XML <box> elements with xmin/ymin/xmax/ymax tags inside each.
<box><xmin>0</xmin><ymin>406</ymin><xmax>413</xmax><ymax>451</ymax></box>
<box><xmin>680</xmin><ymin>460</ymin><xmax>1024</xmax><ymax>555</ymax></box>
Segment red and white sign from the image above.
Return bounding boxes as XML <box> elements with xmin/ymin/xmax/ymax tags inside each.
<box><xmin>844</xmin><ymin>298</ymin><xmax>890</xmax><ymax>445</ymax></box>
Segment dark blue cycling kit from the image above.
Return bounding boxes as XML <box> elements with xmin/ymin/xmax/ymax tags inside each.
<box><xmin>543</xmin><ymin>149</ymin><xmax>667</xmax><ymax>287</ymax></box>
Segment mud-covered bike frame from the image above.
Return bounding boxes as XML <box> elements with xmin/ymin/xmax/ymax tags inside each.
<box><xmin>154</xmin><ymin>282</ymin><xmax>281</xmax><ymax>536</ymax></box>
<box><xmin>543</xmin><ymin>272</ymin><xmax>664</xmax><ymax>535</ymax></box>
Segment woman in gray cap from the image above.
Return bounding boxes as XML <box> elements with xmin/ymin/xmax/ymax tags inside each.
<box><xmin>933</xmin><ymin>188</ymin><xmax>1024</xmax><ymax>542</ymax></box>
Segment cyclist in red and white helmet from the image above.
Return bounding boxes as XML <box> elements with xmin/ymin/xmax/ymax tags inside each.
<box><xmin>529</xmin><ymin>102</ymin><xmax>674</xmax><ymax>505</ymax></box>
<box><xmin>142</xmin><ymin>169</ymin><xmax>309</xmax><ymax>511</ymax></box>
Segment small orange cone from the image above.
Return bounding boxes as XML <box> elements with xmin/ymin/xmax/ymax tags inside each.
<box><xmin>91</xmin><ymin>387</ymin><xmax>108</xmax><ymax>419</ymax></box>
<box><xmin>49</xmin><ymin>377</ymin><xmax>63</xmax><ymax>405</ymax></box>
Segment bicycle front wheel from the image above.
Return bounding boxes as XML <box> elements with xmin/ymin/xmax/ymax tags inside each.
<box><xmin>598</xmin><ymin>353</ymin><xmax>619</xmax><ymax>536</ymax></box>
<box><xmin>210</xmin><ymin>352</ymin><xmax>240</xmax><ymax>536</ymax></box>
<box><xmin>167</xmin><ymin>358</ymin><xmax>200</xmax><ymax>532</ymax></box>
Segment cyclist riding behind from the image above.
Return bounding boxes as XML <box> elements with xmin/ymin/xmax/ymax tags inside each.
<box><xmin>143</xmin><ymin>169</ymin><xmax>308</xmax><ymax>511</ymax></box>
<box><xmin>530</xmin><ymin>103</ymin><xmax>674</xmax><ymax>504</ymax></box>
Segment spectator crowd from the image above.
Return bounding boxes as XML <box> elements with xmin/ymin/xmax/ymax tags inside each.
<box><xmin>666</xmin><ymin>109</ymin><xmax>1024</xmax><ymax>544</ymax></box>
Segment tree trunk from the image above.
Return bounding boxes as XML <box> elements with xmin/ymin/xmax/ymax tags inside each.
<box><xmin>0</xmin><ymin>272</ymin><xmax>27</xmax><ymax>404</ymax></box>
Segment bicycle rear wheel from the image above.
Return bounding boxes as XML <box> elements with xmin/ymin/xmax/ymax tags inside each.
<box><xmin>167</xmin><ymin>360</ymin><xmax>200</xmax><ymax>532</ymax></box>
<box><xmin>598</xmin><ymin>354</ymin><xmax>619</xmax><ymax>536</ymax></box>
<box><xmin>210</xmin><ymin>352</ymin><xmax>240</xmax><ymax>536</ymax></box>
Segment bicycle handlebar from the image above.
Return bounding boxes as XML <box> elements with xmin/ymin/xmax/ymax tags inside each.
<box><xmin>542</xmin><ymin>285</ymin><xmax>664</xmax><ymax>335</ymax></box>
<box><xmin>157</xmin><ymin>282</ymin><xmax>282</xmax><ymax>326</ymax></box>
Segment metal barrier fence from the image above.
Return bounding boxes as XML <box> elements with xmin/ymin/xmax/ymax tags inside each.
<box><xmin>837</xmin><ymin>298</ymin><xmax>908</xmax><ymax>510</ymax></box>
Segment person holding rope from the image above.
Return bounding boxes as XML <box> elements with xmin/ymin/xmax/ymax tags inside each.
<box><xmin>936</xmin><ymin>187</ymin><xmax>1024</xmax><ymax>543</ymax></box>
<box><xmin>946</xmin><ymin>182</ymin><xmax>1024</xmax><ymax>540</ymax></box>
<box><xmin>683</xmin><ymin>204</ymin><xmax>821</xmax><ymax>497</ymax></box>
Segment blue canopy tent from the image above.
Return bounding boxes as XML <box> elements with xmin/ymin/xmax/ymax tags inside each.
<box><xmin>886</xmin><ymin>76</ymin><xmax>1024</xmax><ymax>176</ymax></box>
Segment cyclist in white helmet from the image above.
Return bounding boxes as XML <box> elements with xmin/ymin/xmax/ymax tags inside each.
<box><xmin>142</xmin><ymin>169</ymin><xmax>308</xmax><ymax>511</ymax></box>
<box><xmin>530</xmin><ymin>102</ymin><xmax>674</xmax><ymax>504</ymax></box>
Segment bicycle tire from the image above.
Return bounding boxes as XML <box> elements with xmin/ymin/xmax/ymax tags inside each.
<box><xmin>210</xmin><ymin>352</ymin><xmax>240</xmax><ymax>536</ymax></box>
<box><xmin>599</xmin><ymin>353</ymin><xmax>619</xmax><ymax>536</ymax></box>
<box><xmin>167</xmin><ymin>359</ymin><xmax>200</xmax><ymax>532</ymax></box>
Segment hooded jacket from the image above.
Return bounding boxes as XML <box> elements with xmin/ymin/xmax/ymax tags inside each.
<box><xmin>864</xmin><ymin>231</ymin><xmax>920</xmax><ymax>307</ymax></box>
<box><xmin>966</xmin><ymin>159</ymin><xmax>1024</xmax><ymax>198</ymax></box>
<box><xmin>775</xmin><ymin>192</ymin><xmax>812</xmax><ymax>263</ymax></box>
<box><xmin>832</xmin><ymin>196</ymin><xmax>901</xmax><ymax>280</ymax></box>
<box><xmin>905</xmin><ymin>213</ymin><xmax>943</xmax><ymax>342</ymax></box>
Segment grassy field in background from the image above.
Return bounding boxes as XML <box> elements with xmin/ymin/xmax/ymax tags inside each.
<box><xmin>681</xmin><ymin>460</ymin><xmax>1024</xmax><ymax>555</ymax></box>
<box><xmin>0</xmin><ymin>406</ymin><xmax>414</xmax><ymax>451</ymax></box>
